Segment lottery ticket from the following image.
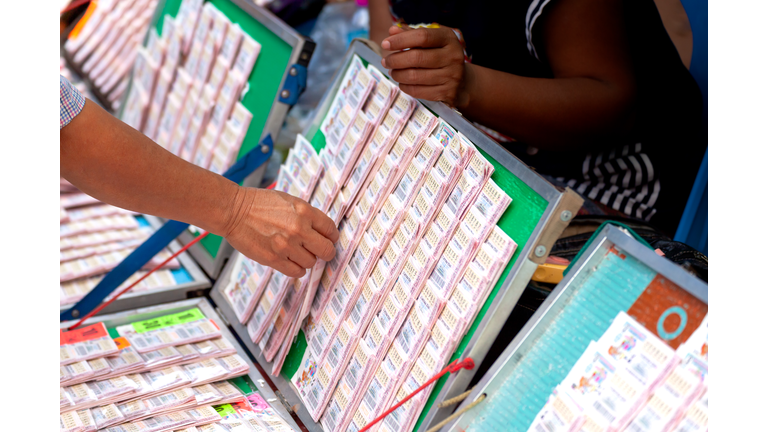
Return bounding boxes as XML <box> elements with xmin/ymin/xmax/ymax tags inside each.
<box><xmin>304</xmin><ymin>360</ymin><xmax>335</xmax><ymax>420</ymax></box>
<box><xmin>208</xmin><ymin>5</ymin><xmax>230</xmax><ymax>51</ymax></box>
<box><xmin>186</xmin><ymin>405</ymin><xmax>221</xmax><ymax>426</ymax></box>
<box><xmin>91</xmin><ymin>404</ymin><xmax>126</xmax><ymax>430</ymax></box>
<box><xmin>219</xmin><ymin>24</ymin><xmax>244</xmax><ymax>67</ymax></box>
<box><xmin>232</xmin><ymin>31</ymin><xmax>262</xmax><ymax>82</ymax></box>
<box><xmin>246</xmin><ymin>271</ymin><xmax>291</xmax><ymax>344</ymax></box>
<box><xmin>263</xmin><ymin>277</ymin><xmax>306</xmax><ymax>361</ymax></box>
<box><xmin>527</xmin><ymin>386</ymin><xmax>586</xmax><ymax>432</ymax></box>
<box><xmin>413</xmin><ymin>281</ymin><xmax>443</xmax><ymax>322</ymax></box>
<box><xmin>209</xmin><ymin>70</ymin><xmax>244</xmax><ymax>137</ymax></box>
<box><xmin>670</xmin><ymin>393</ymin><xmax>707</xmax><ymax>432</ymax></box>
<box><xmin>223</xmin><ymin>255</ymin><xmax>273</xmax><ymax>324</ymax></box>
<box><xmin>60</xmin><ymin>410</ymin><xmax>85</xmax><ymax>432</ymax></box>
<box><xmin>472</xmin><ymin>179</ymin><xmax>512</xmax><ymax>227</ymax></box>
<box><xmin>127</xmin><ymin>319</ymin><xmax>221</xmax><ymax>353</ymax></box>
<box><xmin>595</xmin><ymin>311</ymin><xmax>678</xmax><ymax>391</ymax></box>
<box><xmin>61</xmin><ymin>323</ymin><xmax>119</xmax><ymax>365</ymax></box>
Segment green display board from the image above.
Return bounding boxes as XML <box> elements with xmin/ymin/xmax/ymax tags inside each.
<box><xmin>280</xmin><ymin>53</ymin><xmax>549</xmax><ymax>431</ymax></box>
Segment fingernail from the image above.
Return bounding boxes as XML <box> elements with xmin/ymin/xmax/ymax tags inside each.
<box><xmin>382</xmin><ymin>40</ymin><xmax>390</xmax><ymax>50</ymax></box>
<box><xmin>381</xmin><ymin>58</ymin><xmax>387</xmax><ymax>68</ymax></box>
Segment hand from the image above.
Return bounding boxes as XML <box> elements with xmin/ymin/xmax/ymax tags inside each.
<box><xmin>381</xmin><ymin>25</ymin><xmax>470</xmax><ymax>108</ymax></box>
<box><xmin>222</xmin><ymin>187</ymin><xmax>340</xmax><ymax>278</ymax></box>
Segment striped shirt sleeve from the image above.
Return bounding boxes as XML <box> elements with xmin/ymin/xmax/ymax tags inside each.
<box><xmin>525</xmin><ymin>0</ymin><xmax>555</xmax><ymax>61</ymax></box>
<box><xmin>60</xmin><ymin>75</ymin><xmax>86</xmax><ymax>130</ymax></box>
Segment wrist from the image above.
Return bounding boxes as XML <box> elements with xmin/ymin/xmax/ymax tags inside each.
<box><xmin>217</xmin><ymin>183</ymin><xmax>253</xmax><ymax>238</ymax></box>
<box><xmin>455</xmin><ymin>62</ymin><xmax>474</xmax><ymax>110</ymax></box>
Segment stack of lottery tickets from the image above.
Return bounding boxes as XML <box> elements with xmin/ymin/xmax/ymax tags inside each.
<box><xmin>60</xmin><ymin>190</ymin><xmax>182</xmax><ymax>307</ymax></box>
<box><xmin>116</xmin><ymin>0</ymin><xmax>261</xmax><ymax>179</ymax></box>
<box><xmin>59</xmin><ymin>308</ymin><xmax>297</xmax><ymax>432</ymax></box>
<box><xmin>526</xmin><ymin>312</ymin><xmax>709</xmax><ymax>432</ymax></box>
<box><xmin>63</xmin><ymin>0</ymin><xmax>160</xmax><ymax>111</ymax></box>
<box><xmin>221</xmin><ymin>55</ymin><xmax>522</xmax><ymax>432</ymax></box>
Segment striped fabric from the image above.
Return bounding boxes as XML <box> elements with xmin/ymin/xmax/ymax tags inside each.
<box><xmin>60</xmin><ymin>75</ymin><xmax>85</xmax><ymax>130</ymax></box>
<box><xmin>525</xmin><ymin>0</ymin><xmax>554</xmax><ymax>60</ymax></box>
<box><xmin>556</xmin><ymin>143</ymin><xmax>661</xmax><ymax>221</ymax></box>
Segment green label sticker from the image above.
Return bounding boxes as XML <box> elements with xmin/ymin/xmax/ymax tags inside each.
<box><xmin>131</xmin><ymin>308</ymin><xmax>206</xmax><ymax>333</ymax></box>
<box><xmin>214</xmin><ymin>404</ymin><xmax>236</xmax><ymax>418</ymax></box>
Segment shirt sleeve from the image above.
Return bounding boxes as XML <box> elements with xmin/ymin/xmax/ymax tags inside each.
<box><xmin>60</xmin><ymin>75</ymin><xmax>86</xmax><ymax>130</ymax></box>
<box><xmin>524</xmin><ymin>0</ymin><xmax>555</xmax><ymax>61</ymax></box>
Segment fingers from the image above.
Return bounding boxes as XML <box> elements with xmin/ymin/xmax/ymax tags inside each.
<box><xmin>303</xmin><ymin>230</ymin><xmax>337</xmax><ymax>262</ymax></box>
<box><xmin>274</xmin><ymin>259</ymin><xmax>306</xmax><ymax>278</ymax></box>
<box><xmin>390</xmin><ymin>68</ymin><xmax>453</xmax><ymax>86</ymax></box>
<box><xmin>382</xmin><ymin>27</ymin><xmax>454</xmax><ymax>51</ymax></box>
<box><xmin>288</xmin><ymin>245</ymin><xmax>318</xmax><ymax>269</ymax></box>
<box><xmin>308</xmin><ymin>206</ymin><xmax>340</xmax><ymax>243</ymax></box>
<box><xmin>398</xmin><ymin>84</ymin><xmax>458</xmax><ymax>105</ymax></box>
<box><xmin>383</xmin><ymin>47</ymin><xmax>457</xmax><ymax>70</ymax></box>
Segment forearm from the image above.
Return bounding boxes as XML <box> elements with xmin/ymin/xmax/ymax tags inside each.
<box><xmin>368</xmin><ymin>0</ymin><xmax>394</xmax><ymax>49</ymax></box>
<box><xmin>460</xmin><ymin>64</ymin><xmax>635</xmax><ymax>150</ymax></box>
<box><xmin>60</xmin><ymin>99</ymin><xmax>239</xmax><ymax>236</ymax></box>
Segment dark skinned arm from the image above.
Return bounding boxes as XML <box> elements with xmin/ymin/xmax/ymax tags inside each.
<box><xmin>368</xmin><ymin>0</ymin><xmax>396</xmax><ymax>55</ymax></box>
<box><xmin>60</xmin><ymin>99</ymin><xmax>339</xmax><ymax>277</ymax></box>
<box><xmin>380</xmin><ymin>0</ymin><xmax>637</xmax><ymax>150</ymax></box>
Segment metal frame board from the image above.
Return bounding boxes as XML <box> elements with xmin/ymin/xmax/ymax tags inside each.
<box><xmin>444</xmin><ymin>225</ymin><xmax>708</xmax><ymax>432</ymax></box>
<box><xmin>60</xmin><ymin>297</ymin><xmax>303</xmax><ymax>432</ymax></box>
<box><xmin>60</xmin><ymin>215</ymin><xmax>211</xmax><ymax>316</ymax></box>
<box><xmin>208</xmin><ymin>40</ymin><xmax>583</xmax><ymax>432</ymax></box>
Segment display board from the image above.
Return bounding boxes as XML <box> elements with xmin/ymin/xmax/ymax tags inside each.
<box><xmin>122</xmin><ymin>0</ymin><xmax>315</xmax><ymax>279</ymax></box>
<box><xmin>444</xmin><ymin>224</ymin><xmax>709</xmax><ymax>432</ymax></box>
<box><xmin>60</xmin><ymin>297</ymin><xmax>304</xmax><ymax>431</ymax></box>
<box><xmin>209</xmin><ymin>41</ymin><xmax>583</xmax><ymax>432</ymax></box>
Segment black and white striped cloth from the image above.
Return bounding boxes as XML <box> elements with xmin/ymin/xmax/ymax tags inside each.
<box><xmin>555</xmin><ymin>143</ymin><xmax>661</xmax><ymax>221</ymax></box>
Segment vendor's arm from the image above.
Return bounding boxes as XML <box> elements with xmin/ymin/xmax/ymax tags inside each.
<box><xmin>380</xmin><ymin>0</ymin><xmax>636</xmax><ymax>150</ymax></box>
<box><xmin>60</xmin><ymin>99</ymin><xmax>338</xmax><ymax>277</ymax></box>
<box><xmin>368</xmin><ymin>0</ymin><xmax>395</xmax><ymax>54</ymax></box>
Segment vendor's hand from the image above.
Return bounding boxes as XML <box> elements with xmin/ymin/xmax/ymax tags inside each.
<box><xmin>381</xmin><ymin>25</ymin><xmax>470</xmax><ymax>109</ymax></box>
<box><xmin>223</xmin><ymin>187</ymin><xmax>339</xmax><ymax>278</ymax></box>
